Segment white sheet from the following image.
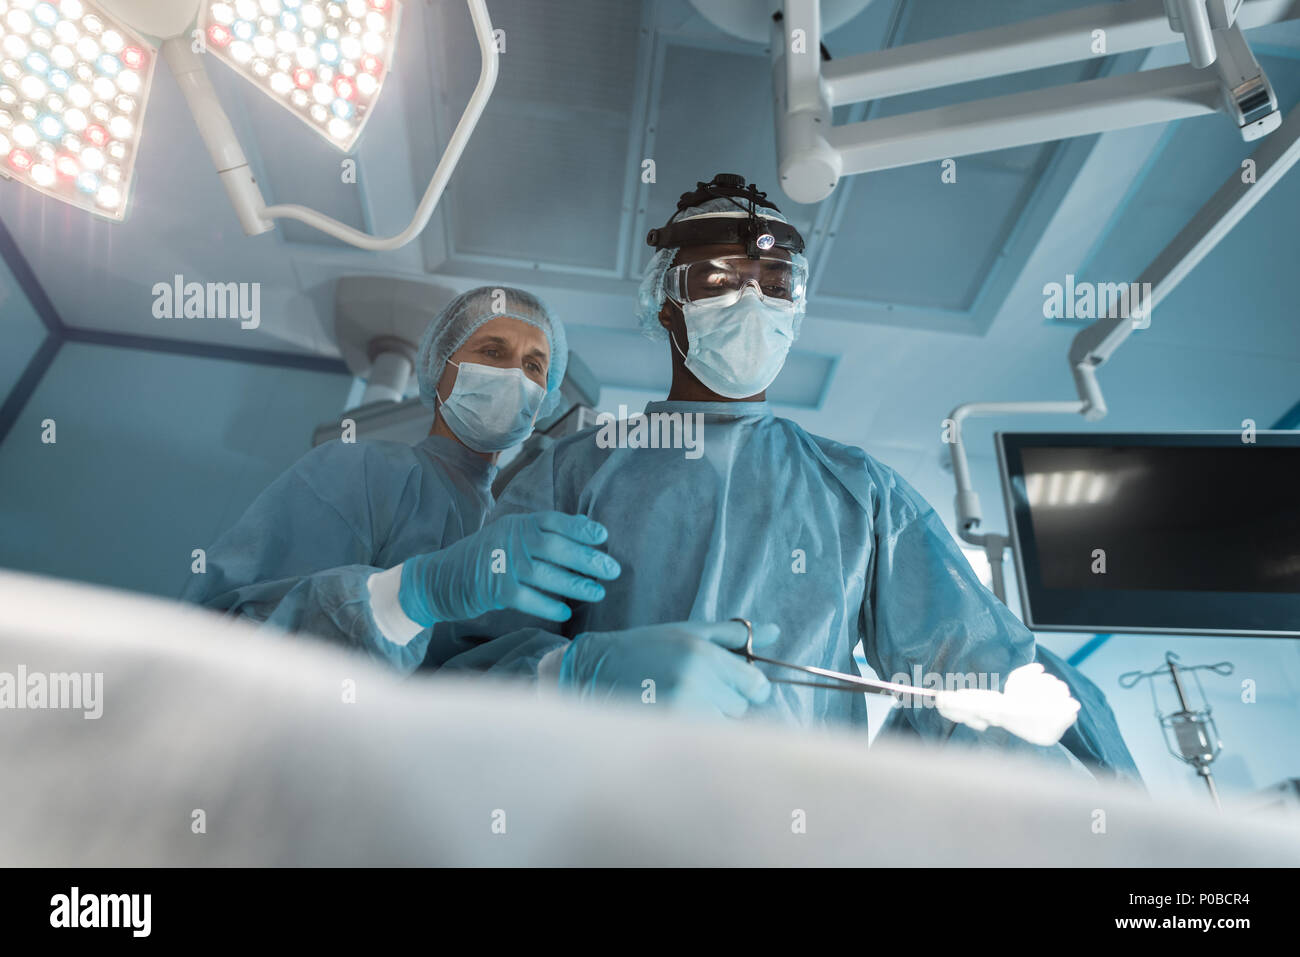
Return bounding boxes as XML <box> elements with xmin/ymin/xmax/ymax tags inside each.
<box><xmin>1</xmin><ymin>569</ymin><xmax>1296</xmax><ymax>866</ymax></box>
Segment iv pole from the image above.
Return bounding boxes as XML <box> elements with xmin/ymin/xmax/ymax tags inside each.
<box><xmin>1120</xmin><ymin>653</ymin><xmax>1234</xmax><ymax>807</ymax></box>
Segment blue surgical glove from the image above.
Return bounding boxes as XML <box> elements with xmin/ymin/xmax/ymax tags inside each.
<box><xmin>559</xmin><ymin>620</ymin><xmax>778</xmax><ymax>718</ymax></box>
<box><xmin>398</xmin><ymin>511</ymin><xmax>621</xmax><ymax>626</ymax></box>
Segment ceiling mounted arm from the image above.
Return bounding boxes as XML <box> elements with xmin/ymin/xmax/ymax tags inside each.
<box><xmin>947</xmin><ymin>103</ymin><xmax>1300</xmax><ymax>558</ymax></box>
<box><xmin>771</xmin><ymin>0</ymin><xmax>1291</xmax><ymax>203</ymax></box>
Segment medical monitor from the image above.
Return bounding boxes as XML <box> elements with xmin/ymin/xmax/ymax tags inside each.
<box><xmin>996</xmin><ymin>432</ymin><xmax>1300</xmax><ymax>636</ymax></box>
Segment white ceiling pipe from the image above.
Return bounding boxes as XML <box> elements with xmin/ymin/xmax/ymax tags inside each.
<box><xmin>363</xmin><ymin>349</ymin><xmax>415</xmax><ymax>406</ymax></box>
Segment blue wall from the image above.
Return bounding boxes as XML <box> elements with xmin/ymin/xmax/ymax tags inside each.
<box><xmin>0</xmin><ymin>253</ymin><xmax>49</xmax><ymax>407</ymax></box>
<box><xmin>0</xmin><ymin>342</ymin><xmax>351</xmax><ymax>598</ymax></box>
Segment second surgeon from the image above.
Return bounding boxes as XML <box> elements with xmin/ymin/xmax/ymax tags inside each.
<box><xmin>185</xmin><ymin>287</ymin><xmax>620</xmax><ymax>670</ymax></box>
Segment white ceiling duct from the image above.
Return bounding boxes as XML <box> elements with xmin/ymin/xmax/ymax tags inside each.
<box><xmin>686</xmin><ymin>0</ymin><xmax>876</xmax><ymax>43</ymax></box>
<box><xmin>334</xmin><ymin>276</ymin><xmax>460</xmax><ymax>405</ymax></box>
<box><xmin>98</xmin><ymin>0</ymin><xmax>203</xmax><ymax>40</ymax></box>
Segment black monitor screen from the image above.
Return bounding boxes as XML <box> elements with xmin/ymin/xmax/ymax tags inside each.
<box><xmin>1021</xmin><ymin>445</ymin><xmax>1300</xmax><ymax>593</ymax></box>
<box><xmin>998</xmin><ymin>433</ymin><xmax>1300</xmax><ymax>636</ymax></box>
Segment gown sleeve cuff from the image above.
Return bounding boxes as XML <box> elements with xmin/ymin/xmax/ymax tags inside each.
<box><xmin>366</xmin><ymin>564</ymin><xmax>425</xmax><ymax>647</ymax></box>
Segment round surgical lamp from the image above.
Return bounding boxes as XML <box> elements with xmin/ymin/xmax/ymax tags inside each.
<box><xmin>101</xmin><ymin>2</ymin><xmax>401</xmax><ymax>152</ymax></box>
<box><xmin>0</xmin><ymin>0</ymin><xmax>173</xmax><ymax>220</ymax></box>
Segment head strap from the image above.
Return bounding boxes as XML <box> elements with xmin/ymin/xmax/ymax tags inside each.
<box><xmin>645</xmin><ymin>173</ymin><xmax>805</xmax><ymax>258</ymax></box>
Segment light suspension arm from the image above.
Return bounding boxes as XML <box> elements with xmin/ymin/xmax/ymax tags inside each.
<box><xmin>169</xmin><ymin>0</ymin><xmax>499</xmax><ymax>251</ymax></box>
<box><xmin>163</xmin><ymin>36</ymin><xmax>273</xmax><ymax>235</ymax></box>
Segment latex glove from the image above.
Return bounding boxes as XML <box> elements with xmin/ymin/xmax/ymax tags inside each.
<box><xmin>398</xmin><ymin>511</ymin><xmax>621</xmax><ymax>626</ymax></box>
<box><xmin>560</xmin><ymin>620</ymin><xmax>778</xmax><ymax>718</ymax></box>
<box><xmin>933</xmin><ymin>662</ymin><xmax>1081</xmax><ymax>746</ymax></box>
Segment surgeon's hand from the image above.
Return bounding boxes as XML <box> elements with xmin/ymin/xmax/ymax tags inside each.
<box><xmin>398</xmin><ymin>511</ymin><xmax>621</xmax><ymax>626</ymax></box>
<box><xmin>559</xmin><ymin>620</ymin><xmax>778</xmax><ymax>718</ymax></box>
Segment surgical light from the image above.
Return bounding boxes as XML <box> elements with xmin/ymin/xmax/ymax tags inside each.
<box><xmin>0</xmin><ymin>0</ymin><xmax>154</xmax><ymax>219</ymax></box>
<box><xmin>0</xmin><ymin>0</ymin><xmax>498</xmax><ymax>251</ymax></box>
<box><xmin>198</xmin><ymin>0</ymin><xmax>398</xmax><ymax>151</ymax></box>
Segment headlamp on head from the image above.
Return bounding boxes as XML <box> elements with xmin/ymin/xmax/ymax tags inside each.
<box><xmin>645</xmin><ymin>173</ymin><xmax>806</xmax><ymax>259</ymax></box>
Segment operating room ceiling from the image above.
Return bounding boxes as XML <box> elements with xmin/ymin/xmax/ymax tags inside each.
<box><xmin>2</xmin><ymin>0</ymin><xmax>1300</xmax><ymax>473</ymax></box>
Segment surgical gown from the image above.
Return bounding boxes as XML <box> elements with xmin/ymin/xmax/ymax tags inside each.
<box><xmin>184</xmin><ymin>435</ymin><xmax>495</xmax><ymax>672</ymax></box>
<box><xmin>426</xmin><ymin>400</ymin><xmax>1138</xmax><ymax>774</ymax></box>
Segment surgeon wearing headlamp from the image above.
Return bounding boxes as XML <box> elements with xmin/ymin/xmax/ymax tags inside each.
<box><xmin>185</xmin><ymin>286</ymin><xmax>620</xmax><ymax>672</ymax></box>
<box><xmin>660</xmin><ymin>244</ymin><xmax>805</xmax><ymax>401</ymax></box>
<box><xmin>427</xmin><ymin>176</ymin><xmax>1137</xmax><ymax>780</ymax></box>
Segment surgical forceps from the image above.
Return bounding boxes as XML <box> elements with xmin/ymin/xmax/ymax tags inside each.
<box><xmin>729</xmin><ymin>618</ymin><xmax>939</xmax><ymax>701</ymax></box>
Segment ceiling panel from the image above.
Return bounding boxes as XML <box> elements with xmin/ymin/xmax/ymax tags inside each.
<box><xmin>432</xmin><ymin>0</ymin><xmax>645</xmax><ymax>270</ymax></box>
<box><xmin>818</xmin><ymin>156</ymin><xmax>1042</xmax><ymax>307</ymax></box>
<box><xmin>491</xmin><ymin>0</ymin><xmax>644</xmax><ymax>111</ymax></box>
<box><xmin>451</xmin><ymin>105</ymin><xmax>631</xmax><ymax>268</ymax></box>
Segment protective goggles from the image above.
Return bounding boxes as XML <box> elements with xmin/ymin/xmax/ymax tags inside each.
<box><xmin>663</xmin><ymin>256</ymin><xmax>808</xmax><ymax>305</ymax></box>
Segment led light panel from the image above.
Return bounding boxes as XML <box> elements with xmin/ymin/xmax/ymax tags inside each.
<box><xmin>201</xmin><ymin>0</ymin><xmax>401</xmax><ymax>152</ymax></box>
<box><xmin>0</xmin><ymin>0</ymin><xmax>156</xmax><ymax>220</ymax></box>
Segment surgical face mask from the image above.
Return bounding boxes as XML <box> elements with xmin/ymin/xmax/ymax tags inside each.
<box><xmin>436</xmin><ymin>360</ymin><xmax>546</xmax><ymax>453</ymax></box>
<box><xmin>671</xmin><ymin>287</ymin><xmax>796</xmax><ymax>399</ymax></box>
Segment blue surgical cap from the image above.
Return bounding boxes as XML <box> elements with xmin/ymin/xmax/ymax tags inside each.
<box><xmin>417</xmin><ymin>286</ymin><xmax>568</xmax><ymax>417</ymax></box>
<box><xmin>636</xmin><ymin>196</ymin><xmax>809</xmax><ymax>342</ymax></box>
